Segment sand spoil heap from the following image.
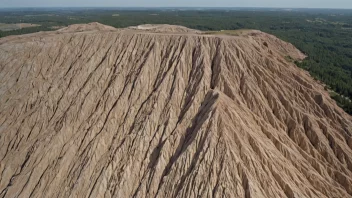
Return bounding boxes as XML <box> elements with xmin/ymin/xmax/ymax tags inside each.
<box><xmin>0</xmin><ymin>23</ymin><xmax>351</xmax><ymax>198</ymax></box>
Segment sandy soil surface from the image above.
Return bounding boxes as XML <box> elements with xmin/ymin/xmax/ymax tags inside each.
<box><xmin>0</xmin><ymin>23</ymin><xmax>351</xmax><ymax>198</ymax></box>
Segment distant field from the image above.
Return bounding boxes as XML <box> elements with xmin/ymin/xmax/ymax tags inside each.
<box><xmin>0</xmin><ymin>23</ymin><xmax>40</xmax><ymax>31</ymax></box>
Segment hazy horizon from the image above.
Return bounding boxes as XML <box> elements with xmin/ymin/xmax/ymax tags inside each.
<box><xmin>1</xmin><ymin>0</ymin><xmax>352</xmax><ymax>9</ymax></box>
<box><xmin>1</xmin><ymin>7</ymin><xmax>352</xmax><ymax>9</ymax></box>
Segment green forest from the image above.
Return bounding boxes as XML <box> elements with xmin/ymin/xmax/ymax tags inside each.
<box><xmin>1</xmin><ymin>8</ymin><xmax>352</xmax><ymax>114</ymax></box>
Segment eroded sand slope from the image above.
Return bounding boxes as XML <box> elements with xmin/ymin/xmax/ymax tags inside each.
<box><xmin>0</xmin><ymin>23</ymin><xmax>351</xmax><ymax>198</ymax></box>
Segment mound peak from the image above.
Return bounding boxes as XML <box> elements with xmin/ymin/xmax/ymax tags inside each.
<box><xmin>128</xmin><ymin>24</ymin><xmax>202</xmax><ymax>33</ymax></box>
<box><xmin>58</xmin><ymin>22</ymin><xmax>116</xmax><ymax>32</ymax></box>
<box><xmin>0</xmin><ymin>24</ymin><xmax>351</xmax><ymax>198</ymax></box>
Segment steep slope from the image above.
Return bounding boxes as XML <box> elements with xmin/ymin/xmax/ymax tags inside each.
<box><xmin>0</xmin><ymin>23</ymin><xmax>351</xmax><ymax>198</ymax></box>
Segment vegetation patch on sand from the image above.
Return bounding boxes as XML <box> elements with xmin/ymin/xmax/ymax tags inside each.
<box><xmin>50</xmin><ymin>26</ymin><xmax>65</xmax><ymax>30</ymax></box>
<box><xmin>204</xmin><ymin>29</ymin><xmax>254</xmax><ymax>36</ymax></box>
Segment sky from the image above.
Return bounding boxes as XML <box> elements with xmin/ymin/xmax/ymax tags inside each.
<box><xmin>1</xmin><ymin>0</ymin><xmax>352</xmax><ymax>9</ymax></box>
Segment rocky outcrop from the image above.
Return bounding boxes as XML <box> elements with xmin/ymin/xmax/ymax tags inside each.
<box><xmin>0</xmin><ymin>23</ymin><xmax>351</xmax><ymax>198</ymax></box>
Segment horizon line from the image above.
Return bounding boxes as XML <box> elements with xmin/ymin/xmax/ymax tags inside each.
<box><xmin>1</xmin><ymin>6</ymin><xmax>352</xmax><ymax>10</ymax></box>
